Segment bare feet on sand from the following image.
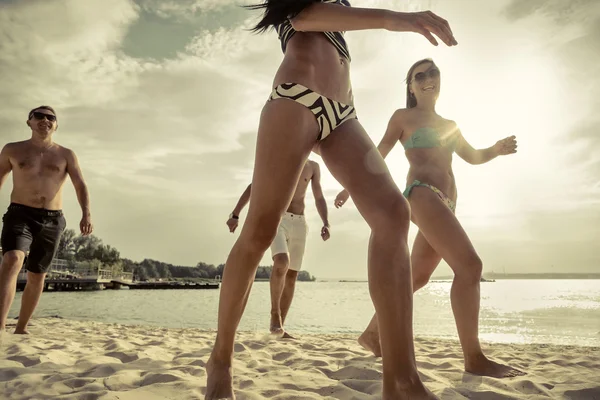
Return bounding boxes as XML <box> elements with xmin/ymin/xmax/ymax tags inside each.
<box><xmin>384</xmin><ymin>379</ymin><xmax>439</xmax><ymax>400</ymax></box>
<box><xmin>465</xmin><ymin>354</ymin><xmax>526</xmax><ymax>378</ymax></box>
<box><xmin>14</xmin><ymin>328</ymin><xmax>30</xmax><ymax>335</ymax></box>
<box><xmin>270</xmin><ymin>312</ymin><xmax>284</xmax><ymax>336</ymax></box>
<box><xmin>358</xmin><ymin>331</ymin><xmax>524</xmax><ymax>379</ymax></box>
<box><xmin>269</xmin><ymin>312</ymin><xmax>295</xmax><ymax>339</ymax></box>
<box><xmin>205</xmin><ymin>356</ymin><xmax>235</xmax><ymax>400</ymax></box>
<box><xmin>281</xmin><ymin>331</ymin><xmax>295</xmax><ymax>339</ymax></box>
<box><xmin>358</xmin><ymin>330</ymin><xmax>382</xmax><ymax>357</ymax></box>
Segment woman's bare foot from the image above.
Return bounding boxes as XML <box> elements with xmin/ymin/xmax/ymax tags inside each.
<box><xmin>14</xmin><ymin>327</ymin><xmax>29</xmax><ymax>335</ymax></box>
<box><xmin>281</xmin><ymin>331</ymin><xmax>295</xmax><ymax>340</ymax></box>
<box><xmin>270</xmin><ymin>312</ymin><xmax>284</xmax><ymax>336</ymax></box>
<box><xmin>358</xmin><ymin>330</ymin><xmax>382</xmax><ymax>357</ymax></box>
<box><xmin>383</xmin><ymin>379</ymin><xmax>438</xmax><ymax>400</ymax></box>
<box><xmin>205</xmin><ymin>355</ymin><xmax>235</xmax><ymax>400</ymax></box>
<box><xmin>465</xmin><ymin>354</ymin><xmax>526</xmax><ymax>378</ymax></box>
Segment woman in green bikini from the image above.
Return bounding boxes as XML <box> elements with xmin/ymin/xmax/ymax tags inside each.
<box><xmin>335</xmin><ymin>58</ymin><xmax>524</xmax><ymax>378</ymax></box>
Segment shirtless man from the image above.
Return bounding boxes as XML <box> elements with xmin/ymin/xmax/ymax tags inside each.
<box><xmin>226</xmin><ymin>160</ymin><xmax>330</xmax><ymax>336</ymax></box>
<box><xmin>0</xmin><ymin>105</ymin><xmax>93</xmax><ymax>334</ymax></box>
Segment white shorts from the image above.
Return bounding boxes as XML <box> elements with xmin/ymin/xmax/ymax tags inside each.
<box><xmin>270</xmin><ymin>212</ymin><xmax>308</xmax><ymax>271</ymax></box>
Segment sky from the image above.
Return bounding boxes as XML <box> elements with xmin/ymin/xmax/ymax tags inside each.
<box><xmin>0</xmin><ymin>0</ymin><xmax>598</xmax><ymax>279</ymax></box>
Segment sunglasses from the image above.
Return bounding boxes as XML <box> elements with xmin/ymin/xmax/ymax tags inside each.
<box><xmin>412</xmin><ymin>68</ymin><xmax>440</xmax><ymax>83</ymax></box>
<box><xmin>31</xmin><ymin>112</ymin><xmax>57</xmax><ymax>122</ymax></box>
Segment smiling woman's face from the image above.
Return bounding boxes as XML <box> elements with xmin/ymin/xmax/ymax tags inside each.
<box><xmin>409</xmin><ymin>62</ymin><xmax>441</xmax><ymax>106</ymax></box>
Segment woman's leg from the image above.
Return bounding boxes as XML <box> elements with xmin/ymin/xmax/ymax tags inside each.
<box><xmin>408</xmin><ymin>187</ymin><xmax>524</xmax><ymax>378</ymax></box>
<box><xmin>205</xmin><ymin>100</ymin><xmax>319</xmax><ymax>400</ymax></box>
<box><xmin>319</xmin><ymin>120</ymin><xmax>436</xmax><ymax>400</ymax></box>
<box><xmin>411</xmin><ymin>231</ymin><xmax>443</xmax><ymax>291</ymax></box>
<box><xmin>269</xmin><ymin>253</ymin><xmax>290</xmax><ymax>334</ymax></box>
<box><xmin>358</xmin><ymin>231</ymin><xmax>442</xmax><ymax>356</ymax></box>
<box><xmin>358</xmin><ymin>190</ymin><xmax>524</xmax><ymax>378</ymax></box>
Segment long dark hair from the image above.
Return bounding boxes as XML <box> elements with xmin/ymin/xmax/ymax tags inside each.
<box><xmin>245</xmin><ymin>0</ymin><xmax>318</xmax><ymax>33</ymax></box>
<box><xmin>405</xmin><ymin>58</ymin><xmax>437</xmax><ymax>108</ymax></box>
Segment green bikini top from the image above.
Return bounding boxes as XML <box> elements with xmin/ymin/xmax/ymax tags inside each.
<box><xmin>402</xmin><ymin>127</ymin><xmax>459</xmax><ymax>152</ymax></box>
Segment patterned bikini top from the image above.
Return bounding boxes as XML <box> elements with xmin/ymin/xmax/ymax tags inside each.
<box><xmin>275</xmin><ymin>0</ymin><xmax>352</xmax><ymax>61</ymax></box>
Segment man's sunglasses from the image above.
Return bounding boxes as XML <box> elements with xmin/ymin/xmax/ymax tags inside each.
<box><xmin>412</xmin><ymin>68</ymin><xmax>440</xmax><ymax>83</ymax></box>
<box><xmin>31</xmin><ymin>112</ymin><xmax>57</xmax><ymax>122</ymax></box>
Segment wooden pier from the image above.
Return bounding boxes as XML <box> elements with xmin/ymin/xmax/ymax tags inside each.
<box><xmin>13</xmin><ymin>258</ymin><xmax>135</xmax><ymax>292</ymax></box>
<box><xmin>118</xmin><ymin>281</ymin><xmax>219</xmax><ymax>290</ymax></box>
<box><xmin>2</xmin><ymin>255</ymin><xmax>220</xmax><ymax>292</ymax></box>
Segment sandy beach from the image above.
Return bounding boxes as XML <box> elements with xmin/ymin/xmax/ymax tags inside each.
<box><xmin>0</xmin><ymin>318</ymin><xmax>598</xmax><ymax>399</ymax></box>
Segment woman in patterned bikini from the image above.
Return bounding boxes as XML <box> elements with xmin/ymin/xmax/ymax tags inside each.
<box><xmin>335</xmin><ymin>58</ymin><xmax>524</xmax><ymax>379</ymax></box>
<box><xmin>205</xmin><ymin>2</ymin><xmax>457</xmax><ymax>399</ymax></box>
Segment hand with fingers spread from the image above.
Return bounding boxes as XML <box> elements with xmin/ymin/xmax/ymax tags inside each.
<box><xmin>80</xmin><ymin>214</ymin><xmax>93</xmax><ymax>236</ymax></box>
<box><xmin>334</xmin><ymin>189</ymin><xmax>350</xmax><ymax>209</ymax></box>
<box><xmin>493</xmin><ymin>135</ymin><xmax>518</xmax><ymax>156</ymax></box>
<box><xmin>385</xmin><ymin>10</ymin><xmax>458</xmax><ymax>47</ymax></box>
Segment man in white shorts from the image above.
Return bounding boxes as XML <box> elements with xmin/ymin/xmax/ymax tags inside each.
<box><xmin>226</xmin><ymin>160</ymin><xmax>330</xmax><ymax>337</ymax></box>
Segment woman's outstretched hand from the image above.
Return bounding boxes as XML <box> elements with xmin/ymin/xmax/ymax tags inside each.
<box><xmin>494</xmin><ymin>135</ymin><xmax>518</xmax><ymax>156</ymax></box>
<box><xmin>385</xmin><ymin>11</ymin><xmax>458</xmax><ymax>47</ymax></box>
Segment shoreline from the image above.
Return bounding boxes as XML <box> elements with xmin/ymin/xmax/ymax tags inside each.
<box><xmin>1</xmin><ymin>318</ymin><xmax>599</xmax><ymax>399</ymax></box>
<box><xmin>5</xmin><ymin>314</ymin><xmax>600</xmax><ymax>348</ymax></box>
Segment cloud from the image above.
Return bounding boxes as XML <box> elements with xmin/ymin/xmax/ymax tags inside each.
<box><xmin>501</xmin><ymin>0</ymin><xmax>600</xmax><ymax>189</ymax></box>
<box><xmin>503</xmin><ymin>0</ymin><xmax>600</xmax><ymax>23</ymax></box>
<box><xmin>0</xmin><ymin>0</ymin><xmax>275</xmax><ymax>263</ymax></box>
<box><xmin>137</xmin><ymin>0</ymin><xmax>242</xmax><ymax>18</ymax></box>
<box><xmin>121</xmin><ymin>0</ymin><xmax>253</xmax><ymax>60</ymax></box>
<box><xmin>0</xmin><ymin>0</ymin><xmax>281</xmax><ymax>188</ymax></box>
<box><xmin>0</xmin><ymin>0</ymin><xmax>140</xmax><ymax>111</ymax></box>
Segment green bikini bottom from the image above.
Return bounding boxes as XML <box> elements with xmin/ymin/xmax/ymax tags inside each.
<box><xmin>403</xmin><ymin>180</ymin><xmax>456</xmax><ymax>212</ymax></box>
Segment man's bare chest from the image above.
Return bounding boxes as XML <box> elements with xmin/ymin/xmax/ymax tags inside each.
<box><xmin>13</xmin><ymin>151</ymin><xmax>66</xmax><ymax>176</ymax></box>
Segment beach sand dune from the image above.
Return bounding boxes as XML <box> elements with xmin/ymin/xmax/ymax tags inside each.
<box><xmin>1</xmin><ymin>318</ymin><xmax>598</xmax><ymax>399</ymax></box>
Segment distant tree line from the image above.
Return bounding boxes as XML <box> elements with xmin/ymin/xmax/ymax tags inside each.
<box><xmin>56</xmin><ymin>229</ymin><xmax>316</xmax><ymax>282</ymax></box>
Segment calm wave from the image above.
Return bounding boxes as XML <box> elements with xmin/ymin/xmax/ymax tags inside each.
<box><xmin>9</xmin><ymin>280</ymin><xmax>600</xmax><ymax>347</ymax></box>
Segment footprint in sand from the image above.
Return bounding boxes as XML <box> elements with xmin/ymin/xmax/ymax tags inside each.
<box><xmin>140</xmin><ymin>372</ymin><xmax>184</xmax><ymax>386</ymax></box>
<box><xmin>339</xmin><ymin>378</ymin><xmax>381</xmax><ymax>396</ymax></box>
<box><xmin>103</xmin><ymin>370</ymin><xmax>143</xmax><ymax>391</ymax></box>
<box><xmin>171</xmin><ymin>365</ymin><xmax>205</xmax><ymax>377</ymax></box>
<box><xmin>83</xmin><ymin>363</ymin><xmax>125</xmax><ymax>378</ymax></box>
<box><xmin>105</xmin><ymin>351</ymin><xmax>139</xmax><ymax>363</ymax></box>
<box><xmin>7</xmin><ymin>355</ymin><xmax>41</xmax><ymax>367</ymax></box>
<box><xmin>62</xmin><ymin>377</ymin><xmax>97</xmax><ymax>390</ymax></box>
<box><xmin>563</xmin><ymin>386</ymin><xmax>600</xmax><ymax>400</ymax></box>
<box><xmin>324</xmin><ymin>365</ymin><xmax>383</xmax><ymax>381</ymax></box>
<box><xmin>272</xmin><ymin>351</ymin><xmax>297</xmax><ymax>362</ymax></box>
<box><xmin>0</xmin><ymin>369</ymin><xmax>20</xmax><ymax>383</ymax></box>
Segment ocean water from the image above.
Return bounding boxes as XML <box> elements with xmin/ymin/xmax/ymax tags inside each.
<box><xmin>8</xmin><ymin>280</ymin><xmax>600</xmax><ymax>347</ymax></box>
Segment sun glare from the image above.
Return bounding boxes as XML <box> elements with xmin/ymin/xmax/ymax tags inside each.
<box><xmin>433</xmin><ymin>51</ymin><xmax>567</xmax><ymax>222</ymax></box>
